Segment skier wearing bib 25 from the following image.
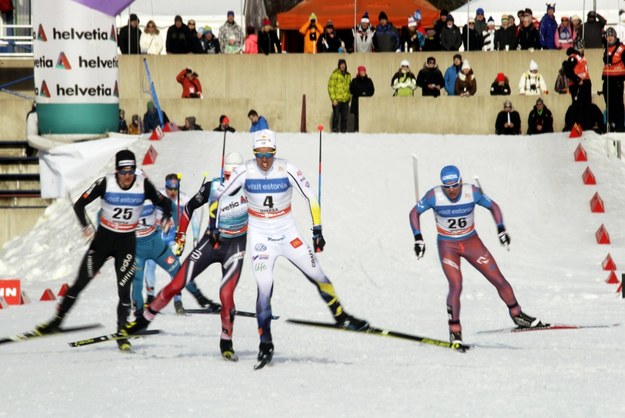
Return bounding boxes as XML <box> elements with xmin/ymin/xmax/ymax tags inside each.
<box><xmin>35</xmin><ymin>150</ymin><xmax>172</xmax><ymax>351</ymax></box>
<box><xmin>409</xmin><ymin>165</ymin><xmax>544</xmax><ymax>345</ymax></box>
<box><xmin>210</xmin><ymin>129</ymin><xmax>368</xmax><ymax>366</ymax></box>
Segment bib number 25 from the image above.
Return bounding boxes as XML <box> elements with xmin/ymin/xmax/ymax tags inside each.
<box><xmin>113</xmin><ymin>207</ymin><xmax>133</xmax><ymax>220</ymax></box>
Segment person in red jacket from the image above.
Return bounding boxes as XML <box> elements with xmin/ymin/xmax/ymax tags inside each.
<box><xmin>176</xmin><ymin>68</ymin><xmax>203</xmax><ymax>98</ymax></box>
<box><xmin>602</xmin><ymin>27</ymin><xmax>625</xmax><ymax>132</ymax></box>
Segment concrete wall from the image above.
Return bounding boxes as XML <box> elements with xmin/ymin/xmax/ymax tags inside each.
<box><xmin>0</xmin><ymin>49</ymin><xmax>606</xmax><ymax>139</ymax></box>
<box><xmin>0</xmin><ymin>207</ymin><xmax>45</xmax><ymax>247</ymax></box>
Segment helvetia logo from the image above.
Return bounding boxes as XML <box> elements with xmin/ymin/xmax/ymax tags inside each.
<box><xmin>39</xmin><ymin>80</ymin><xmax>51</xmax><ymax>97</ymax></box>
<box><xmin>56</xmin><ymin>83</ymin><xmax>114</xmax><ymax>97</ymax></box>
<box><xmin>113</xmin><ymin>81</ymin><xmax>119</xmax><ymax>97</ymax></box>
<box><xmin>36</xmin><ymin>24</ymin><xmax>47</xmax><ymax>41</ymax></box>
<box><xmin>56</xmin><ymin>52</ymin><xmax>72</xmax><ymax>70</ymax></box>
<box><xmin>110</xmin><ymin>25</ymin><xmax>117</xmax><ymax>42</ymax></box>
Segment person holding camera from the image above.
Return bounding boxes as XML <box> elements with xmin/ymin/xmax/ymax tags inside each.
<box><xmin>299</xmin><ymin>12</ymin><xmax>324</xmax><ymax>53</ymax></box>
<box><xmin>519</xmin><ymin>60</ymin><xmax>548</xmax><ymax>95</ymax></box>
<box><xmin>176</xmin><ymin>68</ymin><xmax>203</xmax><ymax>98</ymax></box>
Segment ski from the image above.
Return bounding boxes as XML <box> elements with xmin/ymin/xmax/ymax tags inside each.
<box><xmin>184</xmin><ymin>307</ymin><xmax>280</xmax><ymax>320</ymax></box>
<box><xmin>477</xmin><ymin>323</ymin><xmax>620</xmax><ymax>335</ymax></box>
<box><xmin>0</xmin><ymin>323</ymin><xmax>103</xmax><ymax>346</ymax></box>
<box><xmin>254</xmin><ymin>358</ymin><xmax>271</xmax><ymax>370</ymax></box>
<box><xmin>68</xmin><ymin>329</ymin><xmax>161</xmax><ymax>348</ymax></box>
<box><xmin>286</xmin><ymin>319</ymin><xmax>472</xmax><ymax>351</ymax></box>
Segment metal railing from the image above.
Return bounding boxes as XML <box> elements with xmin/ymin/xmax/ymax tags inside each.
<box><xmin>0</xmin><ymin>24</ymin><xmax>33</xmax><ymax>57</ymax></box>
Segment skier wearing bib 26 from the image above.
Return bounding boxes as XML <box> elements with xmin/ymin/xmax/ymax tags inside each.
<box><xmin>409</xmin><ymin>165</ymin><xmax>544</xmax><ymax>345</ymax></box>
<box><xmin>125</xmin><ymin>152</ymin><xmax>248</xmax><ymax>361</ymax></box>
<box><xmin>212</xmin><ymin>130</ymin><xmax>368</xmax><ymax>366</ymax></box>
<box><xmin>35</xmin><ymin>150</ymin><xmax>172</xmax><ymax>351</ymax></box>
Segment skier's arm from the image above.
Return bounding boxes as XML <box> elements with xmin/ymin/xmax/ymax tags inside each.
<box><xmin>473</xmin><ymin>185</ymin><xmax>504</xmax><ymax>228</ymax></box>
<box><xmin>409</xmin><ymin>189</ymin><xmax>435</xmax><ymax>237</ymax></box>
<box><xmin>286</xmin><ymin>162</ymin><xmax>321</xmax><ymax>227</ymax></box>
<box><xmin>145</xmin><ymin>179</ymin><xmax>172</xmax><ymax>220</ymax></box>
<box><xmin>73</xmin><ymin>177</ymin><xmax>106</xmax><ymax>228</ymax></box>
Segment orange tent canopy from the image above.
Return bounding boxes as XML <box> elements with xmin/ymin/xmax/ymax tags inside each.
<box><xmin>276</xmin><ymin>0</ymin><xmax>440</xmax><ymax>31</ymax></box>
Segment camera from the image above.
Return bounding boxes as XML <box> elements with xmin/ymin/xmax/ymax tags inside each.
<box><xmin>310</xmin><ymin>31</ymin><xmax>317</xmax><ymax>41</ymax></box>
<box><xmin>530</xmin><ymin>83</ymin><xmax>537</xmax><ymax>90</ymax></box>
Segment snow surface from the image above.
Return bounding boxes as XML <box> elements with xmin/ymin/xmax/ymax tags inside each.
<box><xmin>1</xmin><ymin>131</ymin><xmax>625</xmax><ymax>417</ymax></box>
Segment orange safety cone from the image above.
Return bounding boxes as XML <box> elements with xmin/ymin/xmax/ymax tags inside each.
<box><xmin>606</xmin><ymin>271</ymin><xmax>620</xmax><ymax>284</ymax></box>
<box><xmin>590</xmin><ymin>192</ymin><xmax>605</xmax><ymax>213</ymax></box>
<box><xmin>569</xmin><ymin>123</ymin><xmax>583</xmax><ymax>138</ymax></box>
<box><xmin>19</xmin><ymin>290</ymin><xmax>30</xmax><ymax>305</ymax></box>
<box><xmin>149</xmin><ymin>126</ymin><xmax>164</xmax><ymax>140</ymax></box>
<box><xmin>142</xmin><ymin>145</ymin><xmax>158</xmax><ymax>165</ymax></box>
<box><xmin>39</xmin><ymin>288</ymin><xmax>56</xmax><ymax>301</ymax></box>
<box><xmin>595</xmin><ymin>224</ymin><xmax>611</xmax><ymax>244</ymax></box>
<box><xmin>574</xmin><ymin>143</ymin><xmax>587</xmax><ymax>161</ymax></box>
<box><xmin>582</xmin><ymin>167</ymin><xmax>596</xmax><ymax>185</ymax></box>
<box><xmin>57</xmin><ymin>283</ymin><xmax>70</xmax><ymax>297</ymax></box>
<box><xmin>602</xmin><ymin>254</ymin><xmax>617</xmax><ymax>271</ymax></box>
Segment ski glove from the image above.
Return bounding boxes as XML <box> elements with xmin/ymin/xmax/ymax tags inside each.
<box><xmin>313</xmin><ymin>226</ymin><xmax>325</xmax><ymax>252</ymax></box>
<box><xmin>173</xmin><ymin>232</ymin><xmax>186</xmax><ymax>256</ymax></box>
<box><xmin>497</xmin><ymin>226</ymin><xmax>510</xmax><ymax>249</ymax></box>
<box><xmin>414</xmin><ymin>233</ymin><xmax>425</xmax><ymax>259</ymax></box>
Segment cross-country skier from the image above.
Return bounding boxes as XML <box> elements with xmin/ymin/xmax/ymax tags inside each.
<box><xmin>203</xmin><ymin>129</ymin><xmax>367</xmax><ymax>366</ymax></box>
<box><xmin>409</xmin><ymin>165</ymin><xmax>544</xmax><ymax>346</ymax></box>
<box><xmin>125</xmin><ymin>152</ymin><xmax>248</xmax><ymax>360</ymax></box>
<box><xmin>35</xmin><ymin>150</ymin><xmax>172</xmax><ymax>351</ymax></box>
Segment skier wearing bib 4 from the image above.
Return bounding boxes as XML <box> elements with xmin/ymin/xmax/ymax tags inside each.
<box><xmin>211</xmin><ymin>129</ymin><xmax>368</xmax><ymax>365</ymax></box>
<box><xmin>35</xmin><ymin>150</ymin><xmax>172</xmax><ymax>351</ymax></box>
<box><xmin>409</xmin><ymin>165</ymin><xmax>544</xmax><ymax>345</ymax></box>
<box><xmin>125</xmin><ymin>152</ymin><xmax>248</xmax><ymax>360</ymax></box>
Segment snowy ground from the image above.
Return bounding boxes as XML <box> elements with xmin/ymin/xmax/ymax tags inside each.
<box><xmin>1</xmin><ymin>131</ymin><xmax>625</xmax><ymax>417</ymax></box>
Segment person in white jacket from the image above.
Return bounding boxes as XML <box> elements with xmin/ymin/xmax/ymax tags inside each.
<box><xmin>140</xmin><ymin>20</ymin><xmax>164</xmax><ymax>55</ymax></box>
<box><xmin>482</xmin><ymin>17</ymin><xmax>496</xmax><ymax>51</ymax></box>
<box><xmin>518</xmin><ymin>60</ymin><xmax>548</xmax><ymax>95</ymax></box>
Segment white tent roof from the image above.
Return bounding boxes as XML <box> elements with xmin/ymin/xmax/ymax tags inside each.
<box><xmin>450</xmin><ymin>0</ymin><xmax>624</xmax><ymax>27</ymax></box>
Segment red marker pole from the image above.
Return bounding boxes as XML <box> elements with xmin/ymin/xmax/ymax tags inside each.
<box><xmin>316</xmin><ymin>124</ymin><xmax>324</xmax><ymax>206</ymax></box>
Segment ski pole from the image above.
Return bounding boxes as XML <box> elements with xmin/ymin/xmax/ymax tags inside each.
<box><xmin>317</xmin><ymin>124</ymin><xmax>324</xmax><ymax>206</ymax></box>
<box><xmin>219</xmin><ymin>130</ymin><xmax>227</xmax><ymax>183</ymax></box>
<box><xmin>176</xmin><ymin>173</ymin><xmax>182</xmax><ymax>231</ymax></box>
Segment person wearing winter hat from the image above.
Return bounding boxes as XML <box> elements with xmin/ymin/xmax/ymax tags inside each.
<box><xmin>391</xmin><ymin>60</ymin><xmax>417</xmax><ymax>97</ymax></box>
<box><xmin>562</xmin><ymin>46</ymin><xmax>591</xmax><ymax>104</ymax></box>
<box><xmin>213</xmin><ymin>114</ymin><xmax>236</xmax><ymax>132</ymax></box>
<box><xmin>299</xmin><ymin>12</ymin><xmax>324</xmax><ymax>53</ymax></box>
<box><xmin>454</xmin><ymin>59</ymin><xmax>476</xmax><ymax>96</ymax></box>
<box><xmin>354</xmin><ymin>12</ymin><xmax>375</xmax><ymax>52</ymax></box>
<box><xmin>443</xmin><ymin>53</ymin><xmax>462</xmax><ymax>95</ymax></box>
<box><xmin>440</xmin><ymin>13</ymin><xmax>462</xmax><ymax>51</ymax></box>
<box><xmin>527</xmin><ymin>97</ymin><xmax>554</xmax><ymax>134</ymax></box>
<box><xmin>494</xmin><ymin>13</ymin><xmax>517</xmax><ymax>50</ymax></box>
<box><xmin>519</xmin><ymin>60</ymin><xmax>548</xmax><ymax>95</ymax></box>
<box><xmin>328</xmin><ymin>59</ymin><xmax>351</xmax><ymax>132</ymax></box>
<box><xmin>482</xmin><ymin>17</ymin><xmax>497</xmax><ymax>51</ymax></box>
<box><xmin>35</xmin><ymin>148</ymin><xmax>173</xmax><ymax>353</ymax></box>
<box><xmin>474</xmin><ymin>7</ymin><xmax>487</xmax><ymax>34</ymax></box>
<box><xmin>462</xmin><ymin>17</ymin><xmax>482</xmax><ymax>51</ymax></box>
<box><xmin>416</xmin><ymin>56</ymin><xmax>444</xmax><ymax>97</ymax></box>
<box><xmin>554</xmin><ymin>16</ymin><xmax>575</xmax><ymax>50</ymax></box>
<box><xmin>318</xmin><ymin>19</ymin><xmax>343</xmax><ymax>53</ymax></box>
<box><xmin>400</xmin><ymin>16</ymin><xmax>423</xmax><ymax>52</ymax></box>
<box><xmin>118</xmin><ymin>13</ymin><xmax>141</xmax><ymax>54</ymax></box>
<box><xmin>201</xmin><ymin>26</ymin><xmax>221</xmax><ymax>54</ymax></box>
<box><xmin>538</xmin><ymin>3</ymin><xmax>557</xmax><ymax>49</ymax></box>
<box><xmin>518</xmin><ymin>11</ymin><xmax>540</xmax><ymax>50</ymax></box>
<box><xmin>602</xmin><ymin>27</ymin><xmax>625</xmax><ymax>131</ymax></box>
<box><xmin>374</xmin><ymin>10</ymin><xmax>400</xmax><ymax>51</ymax></box>
<box><xmin>495</xmin><ymin>100</ymin><xmax>522</xmax><ymax>135</ymax></box>
<box><xmin>490</xmin><ymin>72</ymin><xmax>511</xmax><ymax>95</ymax></box>
<box><xmin>218</xmin><ymin>9</ymin><xmax>244</xmax><ymax>53</ymax></box>
<box><xmin>349</xmin><ymin>65</ymin><xmax>375</xmax><ymax>131</ymax></box>
<box><xmin>166</xmin><ymin>15</ymin><xmax>190</xmax><ymax>54</ymax></box>
<box><xmin>258</xmin><ymin>17</ymin><xmax>281</xmax><ymax>54</ymax></box>
<box><xmin>582</xmin><ymin>10</ymin><xmax>606</xmax><ymax>48</ymax></box>
<box><xmin>433</xmin><ymin>9</ymin><xmax>449</xmax><ymax>47</ymax></box>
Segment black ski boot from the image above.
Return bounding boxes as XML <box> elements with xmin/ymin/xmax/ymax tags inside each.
<box><xmin>220</xmin><ymin>338</ymin><xmax>239</xmax><ymax>361</ymax></box>
<box><xmin>34</xmin><ymin>315</ymin><xmax>64</xmax><ymax>335</ymax></box>
<box><xmin>512</xmin><ymin>312</ymin><xmax>546</xmax><ymax>328</ymax></box>
<box><xmin>256</xmin><ymin>341</ymin><xmax>274</xmax><ymax>368</ymax></box>
<box><xmin>336</xmin><ymin>312</ymin><xmax>369</xmax><ymax>331</ymax></box>
<box><xmin>194</xmin><ymin>292</ymin><xmax>221</xmax><ymax>312</ymax></box>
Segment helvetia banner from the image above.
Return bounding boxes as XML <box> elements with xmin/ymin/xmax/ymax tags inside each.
<box><xmin>33</xmin><ymin>0</ymin><xmax>122</xmax><ymax>134</ymax></box>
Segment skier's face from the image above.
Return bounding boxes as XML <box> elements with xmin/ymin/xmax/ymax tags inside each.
<box><xmin>116</xmin><ymin>168</ymin><xmax>136</xmax><ymax>189</ymax></box>
<box><xmin>442</xmin><ymin>181</ymin><xmax>461</xmax><ymax>200</ymax></box>
<box><xmin>254</xmin><ymin>147</ymin><xmax>275</xmax><ymax>171</ymax></box>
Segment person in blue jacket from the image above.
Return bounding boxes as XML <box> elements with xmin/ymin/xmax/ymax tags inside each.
<box><xmin>539</xmin><ymin>4</ymin><xmax>558</xmax><ymax>49</ymax></box>
<box><xmin>444</xmin><ymin>54</ymin><xmax>462</xmax><ymax>95</ymax></box>
<box><xmin>248</xmin><ymin>109</ymin><xmax>269</xmax><ymax>132</ymax></box>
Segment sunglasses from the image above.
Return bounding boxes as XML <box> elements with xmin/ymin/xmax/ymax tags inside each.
<box><xmin>254</xmin><ymin>151</ymin><xmax>276</xmax><ymax>159</ymax></box>
<box><xmin>442</xmin><ymin>182</ymin><xmax>461</xmax><ymax>190</ymax></box>
<box><xmin>118</xmin><ymin>169</ymin><xmax>135</xmax><ymax>175</ymax></box>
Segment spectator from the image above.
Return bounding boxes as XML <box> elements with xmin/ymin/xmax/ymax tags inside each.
<box><xmin>474</xmin><ymin>8</ymin><xmax>487</xmax><ymax>35</ymax></box>
<box><xmin>328</xmin><ymin>58</ymin><xmax>351</xmax><ymax>132</ymax></box>
<box><xmin>495</xmin><ymin>100</ymin><xmax>522</xmax><ymax>135</ymax></box>
<box><xmin>201</xmin><ymin>27</ymin><xmax>221</xmax><ymax>54</ymax></box>
<box><xmin>412</xmin><ymin>10</ymin><xmax>427</xmax><ymax>36</ymax></box>
<box><xmin>128</xmin><ymin>114</ymin><xmax>143</xmax><ymax>135</ymax></box>
<box><xmin>224</xmin><ymin>35</ymin><xmax>243</xmax><ymax>54</ymax></box>
<box><xmin>482</xmin><ymin>17</ymin><xmax>496</xmax><ymax>51</ymax></box>
<box><xmin>444</xmin><ymin>54</ymin><xmax>462</xmax><ymax>96</ymax></box>
<box><xmin>462</xmin><ymin>17</ymin><xmax>483</xmax><ymax>51</ymax></box>
<box><xmin>602</xmin><ymin>27</ymin><xmax>625</xmax><ymax>132</ymax></box>
<box><xmin>188</xmin><ymin>20</ymin><xmax>205</xmax><ymax>54</ymax></box>
<box><xmin>258</xmin><ymin>18</ymin><xmax>281</xmax><ymax>54</ymax></box>
<box><xmin>525</xmin><ymin>8</ymin><xmax>540</xmax><ymax>29</ymax></box>
<box><xmin>555</xmin><ymin>16</ymin><xmax>576</xmax><ymax>50</ymax></box>
<box><xmin>416</xmin><ymin>57</ymin><xmax>444</xmax><ymax>97</ymax></box>
<box><xmin>373</xmin><ymin>11</ymin><xmax>400</xmax><ymax>52</ymax></box>
<box><xmin>490</xmin><ymin>72</ymin><xmax>511</xmax><ymax>95</ymax></box>
<box><xmin>433</xmin><ymin>9</ymin><xmax>449</xmax><ymax>49</ymax></box>
<box><xmin>181</xmin><ymin>116</ymin><xmax>202</xmax><ymax>131</ymax></box>
<box><xmin>349</xmin><ymin>65</ymin><xmax>375</xmax><ymax>131</ymax></box>
<box><xmin>166</xmin><ymin>15</ymin><xmax>190</xmax><ymax>54</ymax></box>
<box><xmin>248</xmin><ymin>109</ymin><xmax>269</xmax><ymax>132</ymax></box>
<box><xmin>494</xmin><ymin>15</ymin><xmax>517</xmax><ymax>50</ymax></box>
<box><xmin>518</xmin><ymin>13</ymin><xmax>541</xmax><ymax>50</ymax></box>
<box><xmin>564</xmin><ymin>101</ymin><xmax>606</xmax><ymax>134</ymax></box>
<box><xmin>554</xmin><ymin>68</ymin><xmax>569</xmax><ymax>94</ymax></box>
<box><xmin>176</xmin><ymin>68</ymin><xmax>202</xmax><ymax>98</ymax></box>
<box><xmin>570</xmin><ymin>15</ymin><xmax>584</xmax><ymax>49</ymax></box>
<box><xmin>508</xmin><ymin>14</ymin><xmax>517</xmax><ymax>34</ymax></box>
<box><xmin>214</xmin><ymin>115</ymin><xmax>236</xmax><ymax>132</ymax></box>
<box><xmin>455</xmin><ymin>60</ymin><xmax>476</xmax><ymax>97</ymax></box>
<box><xmin>299</xmin><ymin>13</ymin><xmax>324</xmax><ymax>53</ymax></box>
<box><xmin>244</xmin><ymin>26</ymin><xmax>258</xmax><ymax>54</ymax></box>
<box><xmin>143</xmin><ymin>101</ymin><xmax>170</xmax><ymax>132</ymax></box>
<box><xmin>440</xmin><ymin>14</ymin><xmax>462</xmax><ymax>51</ymax></box>
<box><xmin>318</xmin><ymin>20</ymin><xmax>343</xmax><ymax>53</ymax></box>
<box><xmin>422</xmin><ymin>28</ymin><xmax>440</xmax><ymax>51</ymax></box>
<box><xmin>118</xmin><ymin>14</ymin><xmax>141</xmax><ymax>54</ymax></box>
<box><xmin>582</xmin><ymin>11</ymin><xmax>606</xmax><ymax>48</ymax></box>
<box><xmin>400</xmin><ymin>16</ymin><xmax>423</xmax><ymax>52</ymax></box>
<box><xmin>118</xmin><ymin>109</ymin><xmax>128</xmax><ymax>133</ymax></box>
<box><xmin>140</xmin><ymin>20</ymin><xmax>164</xmax><ymax>55</ymax></box>
<box><xmin>353</xmin><ymin>12</ymin><xmax>375</xmax><ymax>53</ymax></box>
<box><xmin>563</xmin><ymin>47</ymin><xmax>591</xmax><ymax>104</ymax></box>
<box><xmin>519</xmin><ymin>60</ymin><xmax>548</xmax><ymax>95</ymax></box>
<box><xmin>218</xmin><ymin>10</ymin><xmax>244</xmax><ymax>53</ymax></box>
<box><xmin>527</xmin><ymin>98</ymin><xmax>554</xmax><ymax>134</ymax></box>
<box><xmin>391</xmin><ymin>60</ymin><xmax>417</xmax><ymax>97</ymax></box>
<box><xmin>25</xmin><ymin>102</ymin><xmax>37</xmax><ymax>156</ymax></box>
<box><xmin>539</xmin><ymin>4</ymin><xmax>558</xmax><ymax>49</ymax></box>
